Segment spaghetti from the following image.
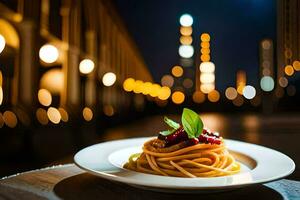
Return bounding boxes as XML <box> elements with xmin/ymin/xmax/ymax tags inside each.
<box><xmin>124</xmin><ymin>138</ymin><xmax>240</xmax><ymax>178</ymax></box>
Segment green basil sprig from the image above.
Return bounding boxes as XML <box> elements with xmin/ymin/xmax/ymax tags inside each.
<box><xmin>181</xmin><ymin>108</ymin><xmax>203</xmax><ymax>139</ymax></box>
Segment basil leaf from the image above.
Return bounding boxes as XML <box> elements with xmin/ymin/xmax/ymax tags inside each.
<box><xmin>159</xmin><ymin>129</ymin><xmax>176</xmax><ymax>136</ymax></box>
<box><xmin>164</xmin><ymin>116</ymin><xmax>180</xmax><ymax>129</ymax></box>
<box><xmin>181</xmin><ymin>108</ymin><xmax>203</xmax><ymax>138</ymax></box>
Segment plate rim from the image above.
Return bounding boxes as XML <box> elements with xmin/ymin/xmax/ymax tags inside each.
<box><xmin>74</xmin><ymin>137</ymin><xmax>295</xmax><ymax>190</ymax></box>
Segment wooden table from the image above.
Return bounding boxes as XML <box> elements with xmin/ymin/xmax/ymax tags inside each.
<box><xmin>0</xmin><ymin>164</ymin><xmax>299</xmax><ymax>200</ymax></box>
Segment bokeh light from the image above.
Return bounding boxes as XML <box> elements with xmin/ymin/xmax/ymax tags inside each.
<box><xmin>200</xmin><ymin>83</ymin><xmax>215</xmax><ymax>94</ymax></box>
<box><xmin>158</xmin><ymin>86</ymin><xmax>171</xmax><ymax>100</ymax></box>
<box><xmin>199</xmin><ymin>62</ymin><xmax>215</xmax><ymax>73</ymax></box>
<box><xmin>79</xmin><ymin>59</ymin><xmax>95</xmax><ymax>74</ymax></box>
<box><xmin>0</xmin><ymin>34</ymin><xmax>5</xmax><ymax>54</ymax></box>
<box><xmin>40</xmin><ymin>69</ymin><xmax>64</xmax><ymax>94</ymax></box>
<box><xmin>232</xmin><ymin>95</ymin><xmax>244</xmax><ymax>107</ymax></box>
<box><xmin>200</xmin><ymin>73</ymin><xmax>215</xmax><ymax>83</ymax></box>
<box><xmin>179</xmin><ymin>36</ymin><xmax>193</xmax><ymax>45</ymax></box>
<box><xmin>58</xmin><ymin>108</ymin><xmax>69</xmax><ymax>122</ymax></box>
<box><xmin>200</xmin><ymin>33</ymin><xmax>210</xmax><ymax>42</ymax></box>
<box><xmin>178</xmin><ymin>45</ymin><xmax>194</xmax><ymax>58</ymax></box>
<box><xmin>142</xmin><ymin>82</ymin><xmax>152</xmax><ymax>95</ymax></box>
<box><xmin>38</xmin><ymin>89</ymin><xmax>52</xmax><ymax>106</ymax></box>
<box><xmin>123</xmin><ymin>78</ymin><xmax>135</xmax><ymax>92</ymax></box>
<box><xmin>161</xmin><ymin>75</ymin><xmax>174</xmax><ymax>87</ymax></box>
<box><xmin>47</xmin><ymin>107</ymin><xmax>61</xmax><ymax>124</ymax></box>
<box><xmin>102</xmin><ymin>72</ymin><xmax>116</xmax><ymax>86</ymax></box>
<box><xmin>36</xmin><ymin>108</ymin><xmax>48</xmax><ymax>125</ymax></box>
<box><xmin>260</xmin><ymin>76</ymin><xmax>274</xmax><ymax>92</ymax></box>
<box><xmin>179</xmin><ymin>14</ymin><xmax>193</xmax><ymax>26</ymax></box>
<box><xmin>0</xmin><ymin>112</ymin><xmax>4</xmax><ymax>128</ymax></box>
<box><xmin>180</xmin><ymin>26</ymin><xmax>193</xmax><ymax>36</ymax></box>
<box><xmin>200</xmin><ymin>54</ymin><xmax>210</xmax><ymax>62</ymax></box>
<box><xmin>171</xmin><ymin>66</ymin><xmax>184</xmax><ymax>77</ymax></box>
<box><xmin>149</xmin><ymin>84</ymin><xmax>161</xmax><ymax>97</ymax></box>
<box><xmin>284</xmin><ymin>65</ymin><xmax>294</xmax><ymax>76</ymax></box>
<box><xmin>103</xmin><ymin>105</ymin><xmax>114</xmax><ymax>116</ymax></box>
<box><xmin>208</xmin><ymin>90</ymin><xmax>220</xmax><ymax>102</ymax></box>
<box><xmin>133</xmin><ymin>80</ymin><xmax>144</xmax><ymax>94</ymax></box>
<box><xmin>201</xmin><ymin>48</ymin><xmax>210</xmax><ymax>54</ymax></box>
<box><xmin>242</xmin><ymin>85</ymin><xmax>256</xmax><ymax>99</ymax></box>
<box><xmin>225</xmin><ymin>87</ymin><xmax>238</xmax><ymax>100</ymax></box>
<box><xmin>201</xmin><ymin>42</ymin><xmax>210</xmax><ymax>48</ymax></box>
<box><xmin>171</xmin><ymin>91</ymin><xmax>185</xmax><ymax>104</ymax></box>
<box><xmin>293</xmin><ymin>60</ymin><xmax>300</xmax><ymax>71</ymax></box>
<box><xmin>279</xmin><ymin>77</ymin><xmax>288</xmax><ymax>88</ymax></box>
<box><xmin>0</xmin><ymin>86</ymin><xmax>2</xmax><ymax>106</ymax></box>
<box><xmin>83</xmin><ymin>107</ymin><xmax>93</xmax><ymax>121</ymax></box>
<box><xmin>192</xmin><ymin>91</ymin><xmax>205</xmax><ymax>103</ymax></box>
<box><xmin>3</xmin><ymin>111</ymin><xmax>18</xmax><ymax>128</ymax></box>
<box><xmin>183</xmin><ymin>78</ymin><xmax>193</xmax><ymax>89</ymax></box>
<box><xmin>39</xmin><ymin>44</ymin><xmax>59</xmax><ymax>64</ymax></box>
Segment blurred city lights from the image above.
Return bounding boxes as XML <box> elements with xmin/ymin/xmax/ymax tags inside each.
<box><xmin>3</xmin><ymin>111</ymin><xmax>18</xmax><ymax>128</ymax></box>
<box><xmin>225</xmin><ymin>87</ymin><xmax>238</xmax><ymax>100</ymax></box>
<box><xmin>40</xmin><ymin>69</ymin><xmax>64</xmax><ymax>94</ymax></box>
<box><xmin>179</xmin><ymin>36</ymin><xmax>193</xmax><ymax>45</ymax></box>
<box><xmin>293</xmin><ymin>60</ymin><xmax>300</xmax><ymax>71</ymax></box>
<box><xmin>47</xmin><ymin>107</ymin><xmax>61</xmax><ymax>124</ymax></box>
<box><xmin>232</xmin><ymin>95</ymin><xmax>244</xmax><ymax>107</ymax></box>
<box><xmin>284</xmin><ymin>65</ymin><xmax>294</xmax><ymax>76</ymax></box>
<box><xmin>149</xmin><ymin>84</ymin><xmax>161</xmax><ymax>97</ymax></box>
<box><xmin>192</xmin><ymin>91</ymin><xmax>205</xmax><ymax>103</ymax></box>
<box><xmin>201</xmin><ymin>48</ymin><xmax>210</xmax><ymax>54</ymax></box>
<box><xmin>133</xmin><ymin>80</ymin><xmax>144</xmax><ymax>94</ymax></box>
<box><xmin>275</xmin><ymin>88</ymin><xmax>285</xmax><ymax>98</ymax></box>
<box><xmin>103</xmin><ymin>105</ymin><xmax>114</xmax><ymax>116</ymax></box>
<box><xmin>171</xmin><ymin>91</ymin><xmax>185</xmax><ymax>104</ymax></box>
<box><xmin>179</xmin><ymin>14</ymin><xmax>193</xmax><ymax>26</ymax></box>
<box><xmin>260</xmin><ymin>76</ymin><xmax>274</xmax><ymax>92</ymax></box>
<box><xmin>58</xmin><ymin>108</ymin><xmax>69</xmax><ymax>122</ymax></box>
<box><xmin>200</xmin><ymin>83</ymin><xmax>215</xmax><ymax>94</ymax></box>
<box><xmin>262</xmin><ymin>39</ymin><xmax>271</xmax><ymax>50</ymax></box>
<box><xmin>161</xmin><ymin>75</ymin><xmax>174</xmax><ymax>87</ymax></box>
<box><xmin>236</xmin><ymin>70</ymin><xmax>246</xmax><ymax>95</ymax></box>
<box><xmin>0</xmin><ymin>86</ymin><xmax>2</xmax><ymax>105</ymax></box>
<box><xmin>200</xmin><ymin>73</ymin><xmax>215</xmax><ymax>83</ymax></box>
<box><xmin>200</xmin><ymin>54</ymin><xmax>210</xmax><ymax>62</ymax></box>
<box><xmin>123</xmin><ymin>78</ymin><xmax>135</xmax><ymax>92</ymax></box>
<box><xmin>0</xmin><ymin>34</ymin><xmax>5</xmax><ymax>54</ymax></box>
<box><xmin>39</xmin><ymin>44</ymin><xmax>59</xmax><ymax>64</ymax></box>
<box><xmin>158</xmin><ymin>86</ymin><xmax>171</xmax><ymax>100</ymax></box>
<box><xmin>242</xmin><ymin>85</ymin><xmax>256</xmax><ymax>99</ymax></box>
<box><xmin>79</xmin><ymin>59</ymin><xmax>95</xmax><ymax>74</ymax></box>
<box><xmin>183</xmin><ymin>78</ymin><xmax>193</xmax><ymax>89</ymax></box>
<box><xmin>36</xmin><ymin>108</ymin><xmax>48</xmax><ymax>125</ymax></box>
<box><xmin>178</xmin><ymin>45</ymin><xmax>194</xmax><ymax>58</ymax></box>
<box><xmin>102</xmin><ymin>72</ymin><xmax>116</xmax><ymax>86</ymax></box>
<box><xmin>180</xmin><ymin>26</ymin><xmax>193</xmax><ymax>36</ymax></box>
<box><xmin>83</xmin><ymin>107</ymin><xmax>93</xmax><ymax>121</ymax></box>
<box><xmin>38</xmin><ymin>89</ymin><xmax>52</xmax><ymax>106</ymax></box>
<box><xmin>142</xmin><ymin>82</ymin><xmax>152</xmax><ymax>95</ymax></box>
<box><xmin>199</xmin><ymin>62</ymin><xmax>215</xmax><ymax>73</ymax></box>
<box><xmin>201</xmin><ymin>42</ymin><xmax>210</xmax><ymax>48</ymax></box>
<box><xmin>0</xmin><ymin>113</ymin><xmax>4</xmax><ymax>128</ymax></box>
<box><xmin>171</xmin><ymin>65</ymin><xmax>184</xmax><ymax>77</ymax></box>
<box><xmin>279</xmin><ymin>77</ymin><xmax>288</xmax><ymax>88</ymax></box>
<box><xmin>201</xmin><ymin>33</ymin><xmax>210</xmax><ymax>42</ymax></box>
<box><xmin>208</xmin><ymin>90</ymin><xmax>220</xmax><ymax>102</ymax></box>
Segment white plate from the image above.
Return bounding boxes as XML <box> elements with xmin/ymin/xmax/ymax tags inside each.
<box><xmin>74</xmin><ymin>137</ymin><xmax>295</xmax><ymax>193</ymax></box>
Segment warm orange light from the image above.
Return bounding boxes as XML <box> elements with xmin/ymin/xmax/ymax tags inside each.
<box><xmin>201</xmin><ymin>54</ymin><xmax>210</xmax><ymax>62</ymax></box>
<box><xmin>200</xmin><ymin>83</ymin><xmax>215</xmax><ymax>94</ymax></box>
<box><xmin>47</xmin><ymin>107</ymin><xmax>61</xmax><ymax>124</ymax></box>
<box><xmin>149</xmin><ymin>84</ymin><xmax>161</xmax><ymax>97</ymax></box>
<box><xmin>183</xmin><ymin>78</ymin><xmax>193</xmax><ymax>89</ymax></box>
<box><xmin>103</xmin><ymin>105</ymin><xmax>114</xmax><ymax>116</ymax></box>
<box><xmin>142</xmin><ymin>82</ymin><xmax>153</xmax><ymax>95</ymax></box>
<box><xmin>200</xmin><ymin>73</ymin><xmax>215</xmax><ymax>83</ymax></box>
<box><xmin>236</xmin><ymin>70</ymin><xmax>246</xmax><ymax>95</ymax></box>
<box><xmin>179</xmin><ymin>36</ymin><xmax>193</xmax><ymax>45</ymax></box>
<box><xmin>123</xmin><ymin>78</ymin><xmax>135</xmax><ymax>92</ymax></box>
<box><xmin>39</xmin><ymin>44</ymin><xmax>59</xmax><ymax>64</ymax></box>
<box><xmin>201</xmin><ymin>48</ymin><xmax>210</xmax><ymax>55</ymax></box>
<box><xmin>0</xmin><ymin>112</ymin><xmax>4</xmax><ymax>128</ymax></box>
<box><xmin>201</xmin><ymin>33</ymin><xmax>210</xmax><ymax>42</ymax></box>
<box><xmin>201</xmin><ymin>42</ymin><xmax>210</xmax><ymax>48</ymax></box>
<box><xmin>279</xmin><ymin>77</ymin><xmax>288</xmax><ymax>88</ymax></box>
<box><xmin>79</xmin><ymin>59</ymin><xmax>95</xmax><ymax>74</ymax></box>
<box><xmin>171</xmin><ymin>66</ymin><xmax>184</xmax><ymax>77</ymax></box>
<box><xmin>133</xmin><ymin>80</ymin><xmax>144</xmax><ymax>93</ymax></box>
<box><xmin>38</xmin><ymin>89</ymin><xmax>52</xmax><ymax>106</ymax></box>
<box><xmin>40</xmin><ymin>69</ymin><xmax>64</xmax><ymax>94</ymax></box>
<box><xmin>83</xmin><ymin>107</ymin><xmax>93</xmax><ymax>121</ymax></box>
<box><xmin>161</xmin><ymin>75</ymin><xmax>174</xmax><ymax>87</ymax></box>
<box><xmin>208</xmin><ymin>90</ymin><xmax>220</xmax><ymax>102</ymax></box>
<box><xmin>284</xmin><ymin>65</ymin><xmax>294</xmax><ymax>76</ymax></box>
<box><xmin>158</xmin><ymin>86</ymin><xmax>171</xmax><ymax>100</ymax></box>
<box><xmin>3</xmin><ymin>111</ymin><xmax>18</xmax><ymax>128</ymax></box>
<box><xmin>192</xmin><ymin>91</ymin><xmax>205</xmax><ymax>103</ymax></box>
<box><xmin>58</xmin><ymin>108</ymin><xmax>69</xmax><ymax>122</ymax></box>
<box><xmin>36</xmin><ymin>108</ymin><xmax>48</xmax><ymax>125</ymax></box>
<box><xmin>292</xmin><ymin>60</ymin><xmax>300</xmax><ymax>71</ymax></box>
<box><xmin>171</xmin><ymin>91</ymin><xmax>185</xmax><ymax>104</ymax></box>
<box><xmin>232</xmin><ymin>95</ymin><xmax>244</xmax><ymax>107</ymax></box>
<box><xmin>225</xmin><ymin>87</ymin><xmax>238</xmax><ymax>100</ymax></box>
<box><xmin>180</xmin><ymin>26</ymin><xmax>193</xmax><ymax>36</ymax></box>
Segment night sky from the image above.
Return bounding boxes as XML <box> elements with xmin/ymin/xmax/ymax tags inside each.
<box><xmin>114</xmin><ymin>0</ymin><xmax>276</xmax><ymax>91</ymax></box>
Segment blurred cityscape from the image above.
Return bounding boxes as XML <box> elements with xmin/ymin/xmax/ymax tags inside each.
<box><xmin>0</xmin><ymin>0</ymin><xmax>300</xmax><ymax>176</ymax></box>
